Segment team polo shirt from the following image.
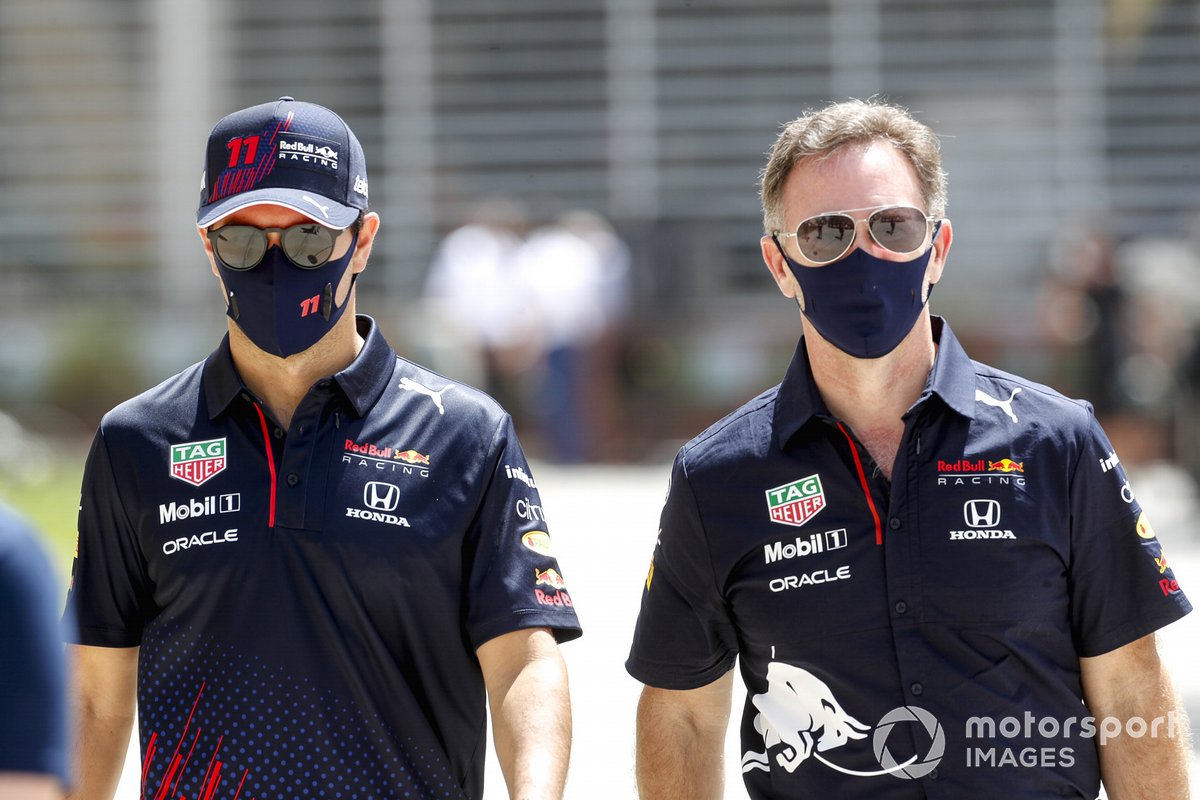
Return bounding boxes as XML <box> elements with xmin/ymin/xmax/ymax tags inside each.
<box><xmin>65</xmin><ymin>315</ymin><xmax>581</xmax><ymax>800</ymax></box>
<box><xmin>0</xmin><ymin>504</ymin><xmax>70</xmax><ymax>787</ymax></box>
<box><xmin>627</xmin><ymin>317</ymin><xmax>1190</xmax><ymax>800</ymax></box>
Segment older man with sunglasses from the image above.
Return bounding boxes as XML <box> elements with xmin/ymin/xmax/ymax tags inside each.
<box><xmin>627</xmin><ymin>98</ymin><xmax>1191</xmax><ymax>799</ymax></box>
<box><xmin>63</xmin><ymin>97</ymin><xmax>581</xmax><ymax>800</ymax></box>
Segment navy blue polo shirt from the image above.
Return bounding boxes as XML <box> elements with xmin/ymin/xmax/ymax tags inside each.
<box><xmin>65</xmin><ymin>315</ymin><xmax>581</xmax><ymax>800</ymax></box>
<box><xmin>627</xmin><ymin>317</ymin><xmax>1190</xmax><ymax>799</ymax></box>
<box><xmin>0</xmin><ymin>503</ymin><xmax>70</xmax><ymax>787</ymax></box>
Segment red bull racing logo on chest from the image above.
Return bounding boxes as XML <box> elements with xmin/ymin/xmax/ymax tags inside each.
<box><xmin>766</xmin><ymin>474</ymin><xmax>826</xmax><ymax>528</ymax></box>
<box><xmin>169</xmin><ymin>438</ymin><xmax>227</xmax><ymax>487</ymax></box>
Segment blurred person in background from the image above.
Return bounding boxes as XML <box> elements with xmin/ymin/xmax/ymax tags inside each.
<box><xmin>514</xmin><ymin>209</ymin><xmax>630</xmax><ymax>463</ymax></box>
<box><xmin>1035</xmin><ymin>223</ymin><xmax>1125</xmax><ymax>419</ymax></box>
<box><xmin>627</xmin><ymin>98</ymin><xmax>1192</xmax><ymax>799</ymax></box>
<box><xmin>424</xmin><ymin>204</ymin><xmax>631</xmax><ymax>463</ymax></box>
<box><xmin>0</xmin><ymin>502</ymin><xmax>70</xmax><ymax>799</ymax></box>
<box><xmin>422</xmin><ymin>197</ymin><xmax>539</xmax><ymax>416</ymax></box>
<box><xmin>62</xmin><ymin>97</ymin><xmax>580</xmax><ymax>800</ymax></box>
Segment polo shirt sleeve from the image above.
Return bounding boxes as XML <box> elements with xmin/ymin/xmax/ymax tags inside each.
<box><xmin>626</xmin><ymin>452</ymin><xmax>738</xmax><ymax>690</ymax></box>
<box><xmin>0</xmin><ymin>509</ymin><xmax>71</xmax><ymax>786</ymax></box>
<box><xmin>1067</xmin><ymin>411</ymin><xmax>1192</xmax><ymax>657</ymax></box>
<box><xmin>63</xmin><ymin>426</ymin><xmax>154</xmax><ymax>647</ymax></box>
<box><xmin>464</xmin><ymin>415</ymin><xmax>582</xmax><ymax>649</ymax></box>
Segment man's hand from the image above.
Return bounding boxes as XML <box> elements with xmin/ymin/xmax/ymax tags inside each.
<box><xmin>65</xmin><ymin>645</ymin><xmax>138</xmax><ymax>800</ymax></box>
<box><xmin>1080</xmin><ymin>632</ymin><xmax>1191</xmax><ymax>798</ymax></box>
<box><xmin>635</xmin><ymin>671</ymin><xmax>733</xmax><ymax>800</ymax></box>
<box><xmin>477</xmin><ymin>628</ymin><xmax>571</xmax><ymax>800</ymax></box>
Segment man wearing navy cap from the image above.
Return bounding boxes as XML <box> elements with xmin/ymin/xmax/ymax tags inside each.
<box><xmin>64</xmin><ymin>97</ymin><xmax>581</xmax><ymax>800</ymax></box>
<box><xmin>627</xmin><ymin>99</ymin><xmax>1192</xmax><ymax>798</ymax></box>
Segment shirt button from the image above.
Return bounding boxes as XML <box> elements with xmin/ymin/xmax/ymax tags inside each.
<box><xmin>911</xmin><ymin>682</ymin><xmax>924</xmax><ymax>696</ymax></box>
<box><xmin>929</xmin><ymin>768</ymin><xmax>939</xmax><ymax>780</ymax></box>
<box><xmin>894</xmin><ymin>601</ymin><xmax>908</xmax><ymax>614</ymax></box>
<box><xmin>889</xmin><ymin>517</ymin><xmax>902</xmax><ymax>530</ymax></box>
<box><xmin>286</xmin><ymin>472</ymin><xmax>300</xmax><ymax>486</ymax></box>
<box><xmin>318</xmin><ymin>379</ymin><xmax>331</xmax><ymax>388</ymax></box>
<box><xmin>273</xmin><ymin>428</ymin><xmax>284</xmax><ymax>439</ymax></box>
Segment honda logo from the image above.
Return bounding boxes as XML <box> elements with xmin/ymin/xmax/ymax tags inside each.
<box><xmin>364</xmin><ymin>481</ymin><xmax>401</xmax><ymax>512</ymax></box>
<box><xmin>963</xmin><ymin>499</ymin><xmax>1001</xmax><ymax>528</ymax></box>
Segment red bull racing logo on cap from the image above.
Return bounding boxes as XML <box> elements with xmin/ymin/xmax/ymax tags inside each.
<box><xmin>169</xmin><ymin>438</ymin><xmax>227</xmax><ymax>487</ymax></box>
<box><xmin>766</xmin><ymin>474</ymin><xmax>827</xmax><ymax>528</ymax></box>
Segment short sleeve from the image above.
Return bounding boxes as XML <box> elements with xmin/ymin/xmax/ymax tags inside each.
<box><xmin>626</xmin><ymin>452</ymin><xmax>738</xmax><ymax>690</ymax></box>
<box><xmin>1068</xmin><ymin>413</ymin><xmax>1191</xmax><ymax>657</ymax></box>
<box><xmin>0</xmin><ymin>505</ymin><xmax>71</xmax><ymax>785</ymax></box>
<box><xmin>464</xmin><ymin>415</ymin><xmax>582</xmax><ymax>648</ymax></box>
<box><xmin>63</xmin><ymin>426</ymin><xmax>154</xmax><ymax>647</ymax></box>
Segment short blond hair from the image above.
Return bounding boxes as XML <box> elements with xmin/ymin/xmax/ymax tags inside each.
<box><xmin>759</xmin><ymin>98</ymin><xmax>947</xmax><ymax>233</ymax></box>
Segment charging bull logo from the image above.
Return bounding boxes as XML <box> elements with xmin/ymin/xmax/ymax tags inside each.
<box><xmin>741</xmin><ymin>662</ymin><xmax>930</xmax><ymax>778</ymax></box>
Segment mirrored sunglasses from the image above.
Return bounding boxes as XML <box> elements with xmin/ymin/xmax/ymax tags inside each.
<box><xmin>777</xmin><ymin>205</ymin><xmax>938</xmax><ymax>266</ymax></box>
<box><xmin>208</xmin><ymin>223</ymin><xmax>342</xmax><ymax>270</ymax></box>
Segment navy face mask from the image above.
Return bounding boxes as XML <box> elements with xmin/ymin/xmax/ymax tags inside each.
<box><xmin>214</xmin><ymin>234</ymin><xmax>358</xmax><ymax>358</ymax></box>
<box><xmin>776</xmin><ymin>236</ymin><xmax>936</xmax><ymax>359</ymax></box>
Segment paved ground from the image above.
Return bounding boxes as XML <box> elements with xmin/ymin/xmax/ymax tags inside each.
<box><xmin>113</xmin><ymin>460</ymin><xmax>1200</xmax><ymax>798</ymax></box>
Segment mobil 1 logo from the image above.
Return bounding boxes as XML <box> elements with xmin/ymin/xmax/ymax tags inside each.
<box><xmin>764</xmin><ymin>528</ymin><xmax>848</xmax><ymax>564</ymax></box>
<box><xmin>159</xmin><ymin>493</ymin><xmax>241</xmax><ymax>525</ymax></box>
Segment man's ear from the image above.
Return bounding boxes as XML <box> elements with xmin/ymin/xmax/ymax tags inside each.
<box><xmin>926</xmin><ymin>218</ymin><xmax>953</xmax><ymax>289</ymax></box>
<box><xmin>761</xmin><ymin>235</ymin><xmax>806</xmax><ymax>310</ymax></box>
<box><xmin>198</xmin><ymin>226</ymin><xmax>220</xmax><ymax>278</ymax></box>
<box><xmin>350</xmin><ymin>212</ymin><xmax>382</xmax><ymax>276</ymax></box>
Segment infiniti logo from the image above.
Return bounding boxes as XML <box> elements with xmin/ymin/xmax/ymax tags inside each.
<box><xmin>963</xmin><ymin>499</ymin><xmax>1001</xmax><ymax>528</ymax></box>
<box><xmin>364</xmin><ymin>481</ymin><xmax>401</xmax><ymax>512</ymax></box>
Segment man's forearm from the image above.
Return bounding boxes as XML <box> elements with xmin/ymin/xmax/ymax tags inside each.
<box><xmin>66</xmin><ymin>645</ymin><xmax>139</xmax><ymax>800</ymax></box>
<box><xmin>1095</xmin><ymin>675</ymin><xmax>1191</xmax><ymax>798</ymax></box>
<box><xmin>635</xmin><ymin>680</ymin><xmax>731</xmax><ymax>800</ymax></box>
<box><xmin>635</xmin><ymin>717</ymin><xmax>724</xmax><ymax>800</ymax></box>
<box><xmin>482</xmin><ymin>630</ymin><xmax>571</xmax><ymax>800</ymax></box>
<box><xmin>1082</xmin><ymin>634</ymin><xmax>1192</xmax><ymax>799</ymax></box>
<box><xmin>65</xmin><ymin>703</ymin><xmax>135</xmax><ymax>800</ymax></box>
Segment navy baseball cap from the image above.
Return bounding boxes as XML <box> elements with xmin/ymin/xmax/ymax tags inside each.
<box><xmin>197</xmin><ymin>97</ymin><xmax>369</xmax><ymax>229</ymax></box>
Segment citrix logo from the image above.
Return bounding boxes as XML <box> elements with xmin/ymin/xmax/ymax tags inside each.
<box><xmin>517</xmin><ymin>497</ymin><xmax>545</xmax><ymax>522</ymax></box>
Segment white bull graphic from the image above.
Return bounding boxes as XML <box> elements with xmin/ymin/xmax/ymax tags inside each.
<box><xmin>741</xmin><ymin>662</ymin><xmax>872</xmax><ymax>775</ymax></box>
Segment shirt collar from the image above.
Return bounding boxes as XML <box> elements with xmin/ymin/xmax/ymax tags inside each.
<box><xmin>773</xmin><ymin>316</ymin><xmax>977</xmax><ymax>449</ymax></box>
<box><xmin>202</xmin><ymin>315</ymin><xmax>395</xmax><ymax>420</ymax></box>
<box><xmin>924</xmin><ymin>316</ymin><xmax>978</xmax><ymax>421</ymax></box>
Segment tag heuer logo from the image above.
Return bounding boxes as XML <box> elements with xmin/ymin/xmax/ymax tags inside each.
<box><xmin>766</xmin><ymin>474</ymin><xmax>826</xmax><ymax>527</ymax></box>
<box><xmin>170</xmin><ymin>438</ymin><xmax>227</xmax><ymax>487</ymax></box>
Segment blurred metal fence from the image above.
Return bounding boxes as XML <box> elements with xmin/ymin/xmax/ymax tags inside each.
<box><xmin>2</xmin><ymin>0</ymin><xmax>1198</xmax><ymax>435</ymax></box>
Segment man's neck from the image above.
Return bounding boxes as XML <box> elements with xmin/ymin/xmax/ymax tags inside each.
<box><xmin>228</xmin><ymin>311</ymin><xmax>364</xmax><ymax>430</ymax></box>
<box><xmin>805</xmin><ymin>314</ymin><xmax>937</xmax><ymax>447</ymax></box>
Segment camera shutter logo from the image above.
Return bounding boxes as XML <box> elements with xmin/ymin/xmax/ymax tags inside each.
<box><xmin>364</xmin><ymin>481</ymin><xmax>401</xmax><ymax>512</ymax></box>
<box><xmin>964</xmin><ymin>499</ymin><xmax>1001</xmax><ymax>528</ymax></box>
<box><xmin>873</xmin><ymin>706</ymin><xmax>945</xmax><ymax>779</ymax></box>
